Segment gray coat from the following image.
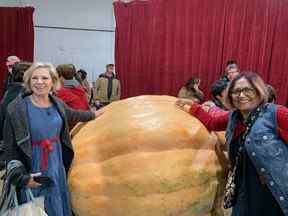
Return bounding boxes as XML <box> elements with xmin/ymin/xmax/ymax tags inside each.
<box><xmin>1</xmin><ymin>93</ymin><xmax>95</xmax><ymax>186</ymax></box>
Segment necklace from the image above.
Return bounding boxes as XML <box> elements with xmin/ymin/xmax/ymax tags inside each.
<box><xmin>30</xmin><ymin>95</ymin><xmax>51</xmax><ymax>108</ymax></box>
<box><xmin>30</xmin><ymin>96</ymin><xmax>53</xmax><ymax>116</ymax></box>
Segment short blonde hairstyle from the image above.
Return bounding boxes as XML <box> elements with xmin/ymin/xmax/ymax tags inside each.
<box><xmin>23</xmin><ymin>62</ymin><xmax>60</xmax><ymax>93</ymax></box>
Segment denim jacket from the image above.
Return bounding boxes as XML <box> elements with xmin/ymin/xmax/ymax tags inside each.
<box><xmin>226</xmin><ymin>104</ymin><xmax>288</xmax><ymax>215</ymax></box>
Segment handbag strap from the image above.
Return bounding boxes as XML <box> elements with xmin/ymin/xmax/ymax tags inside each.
<box><xmin>11</xmin><ymin>189</ymin><xmax>35</xmax><ymax>216</ymax></box>
<box><xmin>233</xmin><ymin>105</ymin><xmax>265</xmax><ymax>169</ymax></box>
<box><xmin>0</xmin><ymin>186</ymin><xmax>36</xmax><ymax>215</ymax></box>
<box><xmin>25</xmin><ymin>188</ymin><xmax>35</xmax><ymax>202</ymax></box>
<box><xmin>0</xmin><ymin>184</ymin><xmax>17</xmax><ymax>215</ymax></box>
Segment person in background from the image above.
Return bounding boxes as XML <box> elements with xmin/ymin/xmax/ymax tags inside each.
<box><xmin>3</xmin><ymin>55</ymin><xmax>21</xmax><ymax>93</ymax></box>
<box><xmin>56</xmin><ymin>64</ymin><xmax>90</xmax><ymax>130</ymax></box>
<box><xmin>176</xmin><ymin>72</ymin><xmax>288</xmax><ymax>216</ymax></box>
<box><xmin>1</xmin><ymin>62</ymin><xmax>104</xmax><ymax>216</ymax></box>
<box><xmin>0</xmin><ymin>62</ymin><xmax>32</xmax><ymax>143</ymax></box>
<box><xmin>0</xmin><ymin>62</ymin><xmax>31</xmax><ymax>196</ymax></box>
<box><xmin>178</xmin><ymin>76</ymin><xmax>204</xmax><ymax>103</ymax></box>
<box><xmin>93</xmin><ymin>64</ymin><xmax>121</xmax><ymax>108</ymax></box>
<box><xmin>76</xmin><ymin>69</ymin><xmax>92</xmax><ymax>103</ymax></box>
<box><xmin>201</xmin><ymin>79</ymin><xmax>229</xmax><ymax>114</ymax></box>
<box><xmin>219</xmin><ymin>59</ymin><xmax>240</xmax><ymax>82</ymax></box>
<box><xmin>266</xmin><ymin>84</ymin><xmax>277</xmax><ymax>103</ymax></box>
<box><xmin>74</xmin><ymin>68</ymin><xmax>83</xmax><ymax>85</ymax></box>
<box><xmin>76</xmin><ymin>69</ymin><xmax>90</xmax><ymax>93</ymax></box>
<box><xmin>225</xmin><ymin>63</ymin><xmax>240</xmax><ymax>81</ymax></box>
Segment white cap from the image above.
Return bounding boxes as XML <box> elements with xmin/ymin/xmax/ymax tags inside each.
<box><xmin>6</xmin><ymin>55</ymin><xmax>20</xmax><ymax>66</ymax></box>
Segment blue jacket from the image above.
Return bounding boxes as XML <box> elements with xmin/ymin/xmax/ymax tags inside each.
<box><xmin>226</xmin><ymin>104</ymin><xmax>288</xmax><ymax>215</ymax></box>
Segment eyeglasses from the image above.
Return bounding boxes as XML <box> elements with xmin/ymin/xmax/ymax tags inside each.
<box><xmin>231</xmin><ymin>87</ymin><xmax>256</xmax><ymax>97</ymax></box>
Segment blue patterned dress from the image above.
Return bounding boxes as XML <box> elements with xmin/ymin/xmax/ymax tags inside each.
<box><xmin>21</xmin><ymin>97</ymin><xmax>72</xmax><ymax>216</ymax></box>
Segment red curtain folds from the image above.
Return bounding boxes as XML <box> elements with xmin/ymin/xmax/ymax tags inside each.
<box><xmin>114</xmin><ymin>0</ymin><xmax>288</xmax><ymax>105</ymax></box>
<box><xmin>0</xmin><ymin>7</ymin><xmax>34</xmax><ymax>97</ymax></box>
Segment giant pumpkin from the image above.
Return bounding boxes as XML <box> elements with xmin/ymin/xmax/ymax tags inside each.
<box><xmin>69</xmin><ymin>95</ymin><xmax>229</xmax><ymax>216</ymax></box>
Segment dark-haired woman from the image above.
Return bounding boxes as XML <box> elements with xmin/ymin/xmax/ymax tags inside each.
<box><xmin>176</xmin><ymin>72</ymin><xmax>288</xmax><ymax>216</ymax></box>
<box><xmin>178</xmin><ymin>77</ymin><xmax>204</xmax><ymax>103</ymax></box>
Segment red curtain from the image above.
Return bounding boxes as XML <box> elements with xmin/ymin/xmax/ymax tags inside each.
<box><xmin>0</xmin><ymin>7</ymin><xmax>34</xmax><ymax>97</ymax></box>
<box><xmin>114</xmin><ymin>0</ymin><xmax>288</xmax><ymax>105</ymax></box>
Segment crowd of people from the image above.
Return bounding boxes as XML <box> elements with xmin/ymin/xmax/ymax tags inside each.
<box><xmin>0</xmin><ymin>56</ymin><xmax>287</xmax><ymax>216</ymax></box>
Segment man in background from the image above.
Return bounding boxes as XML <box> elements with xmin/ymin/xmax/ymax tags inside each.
<box><xmin>0</xmin><ymin>61</ymin><xmax>31</xmax><ymax>193</ymax></box>
<box><xmin>0</xmin><ymin>62</ymin><xmax>31</xmax><ymax>143</ymax></box>
<box><xmin>3</xmin><ymin>55</ymin><xmax>20</xmax><ymax>93</ymax></box>
<box><xmin>93</xmin><ymin>64</ymin><xmax>121</xmax><ymax>109</ymax></box>
<box><xmin>56</xmin><ymin>64</ymin><xmax>90</xmax><ymax>129</ymax></box>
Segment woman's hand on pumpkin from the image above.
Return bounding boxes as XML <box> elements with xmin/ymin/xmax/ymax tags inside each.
<box><xmin>95</xmin><ymin>109</ymin><xmax>105</xmax><ymax>118</ymax></box>
<box><xmin>201</xmin><ymin>101</ymin><xmax>215</xmax><ymax>112</ymax></box>
<box><xmin>175</xmin><ymin>98</ymin><xmax>193</xmax><ymax>107</ymax></box>
<box><xmin>175</xmin><ymin>98</ymin><xmax>193</xmax><ymax>112</ymax></box>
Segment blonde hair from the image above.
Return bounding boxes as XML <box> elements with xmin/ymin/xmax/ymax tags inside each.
<box><xmin>23</xmin><ymin>62</ymin><xmax>60</xmax><ymax>93</ymax></box>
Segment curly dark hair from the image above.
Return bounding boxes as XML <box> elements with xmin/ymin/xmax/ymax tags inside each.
<box><xmin>184</xmin><ymin>77</ymin><xmax>200</xmax><ymax>90</ymax></box>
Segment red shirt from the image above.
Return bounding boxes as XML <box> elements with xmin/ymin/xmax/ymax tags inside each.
<box><xmin>56</xmin><ymin>86</ymin><xmax>90</xmax><ymax>130</ymax></box>
<box><xmin>56</xmin><ymin>86</ymin><xmax>89</xmax><ymax>111</ymax></box>
<box><xmin>189</xmin><ymin>103</ymin><xmax>288</xmax><ymax>143</ymax></box>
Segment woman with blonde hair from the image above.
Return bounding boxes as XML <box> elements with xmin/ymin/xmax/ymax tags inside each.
<box><xmin>1</xmin><ymin>62</ymin><xmax>103</xmax><ymax>216</ymax></box>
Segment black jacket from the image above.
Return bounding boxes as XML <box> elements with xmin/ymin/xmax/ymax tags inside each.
<box><xmin>0</xmin><ymin>82</ymin><xmax>25</xmax><ymax>141</ymax></box>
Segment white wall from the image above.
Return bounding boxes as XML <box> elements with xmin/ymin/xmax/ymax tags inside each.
<box><xmin>0</xmin><ymin>0</ymin><xmax>24</xmax><ymax>6</ymax></box>
<box><xmin>1</xmin><ymin>0</ymin><xmax>115</xmax><ymax>81</ymax></box>
<box><xmin>35</xmin><ymin>27</ymin><xmax>114</xmax><ymax>81</ymax></box>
